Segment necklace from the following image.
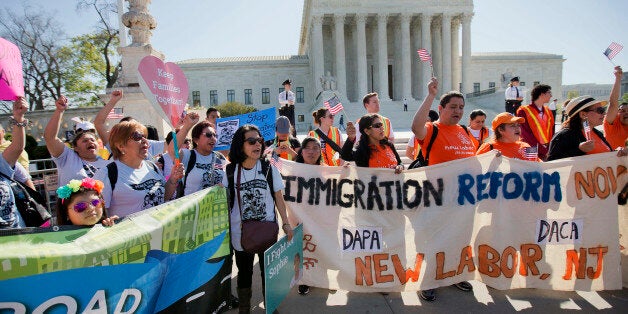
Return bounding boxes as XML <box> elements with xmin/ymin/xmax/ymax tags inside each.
<box><xmin>240</xmin><ymin>162</ymin><xmax>258</xmax><ymax>183</ymax></box>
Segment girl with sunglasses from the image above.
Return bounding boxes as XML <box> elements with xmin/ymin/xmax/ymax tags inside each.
<box><xmin>223</xmin><ymin>124</ymin><xmax>293</xmax><ymax>313</ymax></box>
<box><xmin>93</xmin><ymin>121</ymin><xmax>184</xmax><ymax>218</ymax></box>
<box><xmin>547</xmin><ymin>96</ymin><xmax>619</xmax><ymax>161</ymax></box>
<box><xmin>55</xmin><ymin>178</ymin><xmax>118</xmax><ymax>226</ymax></box>
<box><xmin>175</xmin><ymin>114</ymin><xmax>227</xmax><ymax>196</ymax></box>
<box><xmin>341</xmin><ymin>114</ymin><xmax>404</xmax><ymax>173</ymax></box>
<box><xmin>308</xmin><ymin>108</ymin><xmax>344</xmax><ymax>166</ymax></box>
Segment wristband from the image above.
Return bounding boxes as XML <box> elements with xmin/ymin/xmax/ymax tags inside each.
<box><xmin>9</xmin><ymin>116</ymin><xmax>29</xmax><ymax>128</ymax></box>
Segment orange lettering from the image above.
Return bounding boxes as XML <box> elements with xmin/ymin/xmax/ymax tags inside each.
<box><xmin>519</xmin><ymin>244</ymin><xmax>542</xmax><ymax>276</ymax></box>
<box><xmin>355</xmin><ymin>256</ymin><xmax>373</xmax><ymax>286</ymax></box>
<box><xmin>478</xmin><ymin>244</ymin><xmax>500</xmax><ymax>277</ymax></box>
<box><xmin>373</xmin><ymin>253</ymin><xmax>394</xmax><ymax>283</ymax></box>
<box><xmin>435</xmin><ymin>252</ymin><xmax>456</xmax><ymax>279</ymax></box>
<box><xmin>594</xmin><ymin>167</ymin><xmax>610</xmax><ymax>199</ymax></box>
<box><xmin>500</xmin><ymin>246</ymin><xmax>518</xmax><ymax>278</ymax></box>
<box><xmin>457</xmin><ymin>245</ymin><xmax>476</xmax><ymax>274</ymax></box>
<box><xmin>392</xmin><ymin>253</ymin><xmax>424</xmax><ymax>284</ymax></box>
<box><xmin>586</xmin><ymin>246</ymin><xmax>608</xmax><ymax>279</ymax></box>
<box><xmin>574</xmin><ymin>171</ymin><xmax>595</xmax><ymax>200</ymax></box>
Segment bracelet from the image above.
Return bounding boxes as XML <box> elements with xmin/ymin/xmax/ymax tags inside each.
<box><xmin>9</xmin><ymin>116</ymin><xmax>28</xmax><ymax>128</ymax></box>
<box><xmin>282</xmin><ymin>223</ymin><xmax>290</xmax><ymax>228</ymax></box>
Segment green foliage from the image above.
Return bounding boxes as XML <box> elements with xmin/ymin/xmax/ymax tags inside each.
<box><xmin>622</xmin><ymin>93</ymin><xmax>628</xmax><ymax>104</ymax></box>
<box><xmin>566</xmin><ymin>90</ymin><xmax>579</xmax><ymax>100</ymax></box>
<box><xmin>214</xmin><ymin>102</ymin><xmax>258</xmax><ymax>118</ymax></box>
<box><xmin>28</xmin><ymin>145</ymin><xmax>51</xmax><ymax>160</ymax></box>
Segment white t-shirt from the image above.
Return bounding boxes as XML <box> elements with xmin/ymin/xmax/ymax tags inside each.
<box><xmin>0</xmin><ymin>156</ymin><xmax>24</xmax><ymax>229</ymax></box>
<box><xmin>53</xmin><ymin>146</ymin><xmax>111</xmax><ymax>187</ymax></box>
<box><xmin>13</xmin><ymin>162</ymin><xmax>31</xmax><ymax>184</ymax></box>
<box><xmin>469</xmin><ymin>127</ymin><xmax>493</xmax><ymax>141</ymax></box>
<box><xmin>222</xmin><ymin>160</ymin><xmax>284</xmax><ymax>251</ymax></box>
<box><xmin>94</xmin><ymin>160</ymin><xmax>166</xmax><ymax>218</ymax></box>
<box><xmin>180</xmin><ymin>149</ymin><xmax>227</xmax><ymax>195</ymax></box>
<box><xmin>505</xmin><ymin>86</ymin><xmax>521</xmax><ymax>100</ymax></box>
<box><xmin>147</xmin><ymin>140</ymin><xmax>165</xmax><ymax>160</ymax></box>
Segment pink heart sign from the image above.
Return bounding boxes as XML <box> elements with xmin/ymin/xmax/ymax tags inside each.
<box><xmin>0</xmin><ymin>37</ymin><xmax>25</xmax><ymax>101</ymax></box>
<box><xmin>138</xmin><ymin>55</ymin><xmax>189</xmax><ymax>127</ymax></box>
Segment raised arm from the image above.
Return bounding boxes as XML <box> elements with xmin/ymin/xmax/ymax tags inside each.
<box><xmin>43</xmin><ymin>95</ymin><xmax>69</xmax><ymax>158</ymax></box>
<box><xmin>3</xmin><ymin>98</ymin><xmax>28</xmax><ymax>166</ymax></box>
<box><xmin>176</xmin><ymin>112</ymin><xmax>199</xmax><ymax>152</ymax></box>
<box><xmin>94</xmin><ymin>90</ymin><xmax>123</xmax><ymax>146</ymax></box>
<box><xmin>412</xmin><ymin>77</ymin><xmax>439</xmax><ymax>141</ymax></box>
<box><xmin>605</xmin><ymin>66</ymin><xmax>623</xmax><ymax>125</ymax></box>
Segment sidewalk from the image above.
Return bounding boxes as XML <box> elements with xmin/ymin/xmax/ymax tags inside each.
<box><xmin>225</xmin><ymin>257</ymin><xmax>628</xmax><ymax>313</ymax></box>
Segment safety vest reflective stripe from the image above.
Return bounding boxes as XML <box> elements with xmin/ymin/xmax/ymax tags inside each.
<box><xmin>521</xmin><ymin>106</ymin><xmax>552</xmax><ymax>144</ymax></box>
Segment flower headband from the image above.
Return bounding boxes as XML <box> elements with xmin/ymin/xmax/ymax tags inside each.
<box><xmin>56</xmin><ymin>178</ymin><xmax>104</xmax><ymax>201</ymax></box>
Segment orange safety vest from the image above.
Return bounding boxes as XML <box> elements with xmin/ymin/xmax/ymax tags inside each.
<box><xmin>309</xmin><ymin>127</ymin><xmax>341</xmax><ymax>166</ymax></box>
<box><xmin>520</xmin><ymin>105</ymin><xmax>554</xmax><ymax>144</ymax></box>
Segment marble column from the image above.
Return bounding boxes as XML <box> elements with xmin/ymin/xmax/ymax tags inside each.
<box><xmin>412</xmin><ymin>18</ymin><xmax>422</xmax><ymax>99</ymax></box>
<box><xmin>451</xmin><ymin>16</ymin><xmax>460</xmax><ymax>91</ymax></box>
<box><xmin>441</xmin><ymin>13</ymin><xmax>452</xmax><ymax>92</ymax></box>
<box><xmin>432</xmin><ymin>17</ymin><xmax>442</xmax><ymax>81</ymax></box>
<box><xmin>420</xmin><ymin>13</ymin><xmax>432</xmax><ymax>99</ymax></box>
<box><xmin>400</xmin><ymin>13</ymin><xmax>412</xmax><ymax>100</ymax></box>
<box><xmin>355</xmin><ymin>14</ymin><xmax>368</xmax><ymax>99</ymax></box>
<box><xmin>376</xmin><ymin>13</ymin><xmax>390</xmax><ymax>101</ymax></box>
<box><xmin>334</xmin><ymin>14</ymin><xmax>347</xmax><ymax>98</ymax></box>
<box><xmin>311</xmin><ymin>15</ymin><xmax>325</xmax><ymax>93</ymax></box>
<box><xmin>461</xmin><ymin>13</ymin><xmax>473</xmax><ymax>94</ymax></box>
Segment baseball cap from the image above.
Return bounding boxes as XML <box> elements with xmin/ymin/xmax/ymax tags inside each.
<box><xmin>492</xmin><ymin>112</ymin><xmax>525</xmax><ymax>131</ymax></box>
<box><xmin>276</xmin><ymin>116</ymin><xmax>291</xmax><ymax>134</ymax></box>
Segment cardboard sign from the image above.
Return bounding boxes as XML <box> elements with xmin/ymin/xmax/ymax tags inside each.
<box><xmin>138</xmin><ymin>55</ymin><xmax>189</xmax><ymax>127</ymax></box>
<box><xmin>0</xmin><ymin>37</ymin><xmax>24</xmax><ymax>101</ymax></box>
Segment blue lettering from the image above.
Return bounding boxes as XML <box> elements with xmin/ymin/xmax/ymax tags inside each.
<box><xmin>457</xmin><ymin>174</ymin><xmax>475</xmax><ymax>205</ymax></box>
<box><xmin>476</xmin><ymin>172</ymin><xmax>491</xmax><ymax>201</ymax></box>
<box><xmin>503</xmin><ymin>173</ymin><xmax>523</xmax><ymax>199</ymax></box>
<box><xmin>523</xmin><ymin>172</ymin><xmax>542</xmax><ymax>201</ymax></box>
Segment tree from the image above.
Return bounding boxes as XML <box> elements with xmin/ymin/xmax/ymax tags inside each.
<box><xmin>566</xmin><ymin>90</ymin><xmax>579</xmax><ymax>100</ymax></box>
<box><xmin>0</xmin><ymin>6</ymin><xmax>67</xmax><ymax>110</ymax></box>
<box><xmin>215</xmin><ymin>102</ymin><xmax>258</xmax><ymax>117</ymax></box>
<box><xmin>622</xmin><ymin>92</ymin><xmax>628</xmax><ymax>104</ymax></box>
<box><xmin>77</xmin><ymin>0</ymin><xmax>120</xmax><ymax>89</ymax></box>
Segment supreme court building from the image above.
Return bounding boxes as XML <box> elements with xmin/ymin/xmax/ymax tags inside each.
<box><xmin>179</xmin><ymin>0</ymin><xmax>563</xmax><ymax>131</ymax></box>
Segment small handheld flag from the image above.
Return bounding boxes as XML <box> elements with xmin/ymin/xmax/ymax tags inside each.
<box><xmin>523</xmin><ymin>145</ymin><xmax>539</xmax><ymax>161</ymax></box>
<box><xmin>583</xmin><ymin>120</ymin><xmax>591</xmax><ymax>140</ymax></box>
<box><xmin>603</xmin><ymin>42</ymin><xmax>623</xmax><ymax>65</ymax></box>
<box><xmin>323</xmin><ymin>95</ymin><xmax>344</xmax><ymax>115</ymax></box>
<box><xmin>417</xmin><ymin>48</ymin><xmax>434</xmax><ymax>77</ymax></box>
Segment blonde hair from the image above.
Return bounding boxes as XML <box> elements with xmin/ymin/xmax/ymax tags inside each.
<box><xmin>108</xmin><ymin>121</ymin><xmax>147</xmax><ymax>159</ymax></box>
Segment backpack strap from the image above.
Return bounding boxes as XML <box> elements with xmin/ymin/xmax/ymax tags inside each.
<box><xmin>226</xmin><ymin>162</ymin><xmax>236</xmax><ymax>210</ymax></box>
<box><xmin>315</xmin><ymin>128</ymin><xmax>342</xmax><ymax>153</ymax></box>
<box><xmin>423</xmin><ymin>124</ymin><xmax>439</xmax><ymax>166</ymax></box>
<box><xmin>181</xmin><ymin>150</ymin><xmax>197</xmax><ymax>192</ymax></box>
<box><xmin>106</xmin><ymin>162</ymin><xmax>118</xmax><ymax>192</ymax></box>
<box><xmin>261</xmin><ymin>159</ymin><xmax>276</xmax><ymax>204</ymax></box>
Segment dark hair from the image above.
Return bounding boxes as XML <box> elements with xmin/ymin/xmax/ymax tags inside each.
<box><xmin>469</xmin><ymin>109</ymin><xmax>486</xmax><ymax>121</ymax></box>
<box><xmin>312</xmin><ymin>108</ymin><xmax>330</xmax><ymax>125</ymax></box>
<box><xmin>563</xmin><ymin>111</ymin><xmax>585</xmax><ymax>131</ymax></box>
<box><xmin>295</xmin><ymin>136</ymin><xmax>323</xmax><ymax>165</ymax></box>
<box><xmin>206</xmin><ymin>107</ymin><xmax>219</xmax><ymax>118</ymax></box>
<box><xmin>495</xmin><ymin>125</ymin><xmax>506</xmax><ymax>140</ymax></box>
<box><xmin>191</xmin><ymin>121</ymin><xmax>213</xmax><ymax>149</ymax></box>
<box><xmin>354</xmin><ymin>114</ymin><xmax>395</xmax><ymax>164</ymax></box>
<box><xmin>146</xmin><ymin>125</ymin><xmax>159</xmax><ymax>141</ymax></box>
<box><xmin>71</xmin><ymin>130</ymin><xmax>97</xmax><ymax>147</ymax></box>
<box><xmin>428</xmin><ymin>110</ymin><xmax>439</xmax><ymax>122</ymax></box>
<box><xmin>439</xmin><ymin>91</ymin><xmax>465</xmax><ymax>108</ymax></box>
<box><xmin>228</xmin><ymin>124</ymin><xmax>266</xmax><ymax>164</ymax></box>
<box><xmin>531</xmin><ymin>84</ymin><xmax>551</xmax><ymax>101</ymax></box>
<box><xmin>55</xmin><ymin>188</ymin><xmax>105</xmax><ymax>226</ymax></box>
<box><xmin>119</xmin><ymin>116</ymin><xmax>134</xmax><ymax>123</ymax></box>
<box><xmin>362</xmin><ymin>92</ymin><xmax>378</xmax><ymax>106</ymax></box>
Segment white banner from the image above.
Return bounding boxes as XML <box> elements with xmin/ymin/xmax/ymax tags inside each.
<box><xmin>282</xmin><ymin>151</ymin><xmax>628</xmax><ymax>292</ymax></box>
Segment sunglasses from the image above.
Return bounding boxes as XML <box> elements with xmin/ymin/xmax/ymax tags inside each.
<box><xmin>325</xmin><ymin>115</ymin><xmax>334</xmax><ymax>119</ymax></box>
<box><xmin>129</xmin><ymin>131</ymin><xmax>146</xmax><ymax>141</ymax></box>
<box><xmin>73</xmin><ymin>199</ymin><xmax>102</xmax><ymax>213</ymax></box>
<box><xmin>245</xmin><ymin>137</ymin><xmax>264</xmax><ymax>145</ymax></box>
<box><xmin>369</xmin><ymin>122</ymin><xmax>384</xmax><ymax>129</ymax></box>
<box><xmin>203</xmin><ymin>132</ymin><xmax>216</xmax><ymax>138</ymax></box>
<box><xmin>587</xmin><ymin>107</ymin><xmax>606</xmax><ymax>114</ymax></box>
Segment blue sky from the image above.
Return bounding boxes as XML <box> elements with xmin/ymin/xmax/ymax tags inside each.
<box><xmin>2</xmin><ymin>0</ymin><xmax>627</xmax><ymax>85</ymax></box>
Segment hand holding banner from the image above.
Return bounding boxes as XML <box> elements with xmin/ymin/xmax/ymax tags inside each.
<box><xmin>0</xmin><ymin>37</ymin><xmax>24</xmax><ymax>101</ymax></box>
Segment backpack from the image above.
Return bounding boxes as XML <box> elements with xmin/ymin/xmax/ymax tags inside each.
<box><xmin>106</xmin><ymin>161</ymin><xmax>160</xmax><ymax>191</ymax></box>
<box><xmin>408</xmin><ymin>124</ymin><xmax>470</xmax><ymax>169</ymax></box>
<box><xmin>0</xmin><ymin>171</ymin><xmax>50</xmax><ymax>227</ymax></box>
<box><xmin>226</xmin><ymin>159</ymin><xmax>275</xmax><ymax>210</ymax></box>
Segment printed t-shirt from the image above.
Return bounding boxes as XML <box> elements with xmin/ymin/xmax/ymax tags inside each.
<box><xmin>603</xmin><ymin>118</ymin><xmax>628</xmax><ymax>149</ymax></box>
<box><xmin>53</xmin><ymin>145</ymin><xmax>111</xmax><ymax>187</ymax></box>
<box><xmin>180</xmin><ymin>149</ymin><xmax>227</xmax><ymax>195</ymax></box>
<box><xmin>477</xmin><ymin>140</ymin><xmax>540</xmax><ymax>161</ymax></box>
<box><xmin>94</xmin><ymin>160</ymin><xmax>166</xmax><ymax>218</ymax></box>
<box><xmin>419</xmin><ymin>122</ymin><xmax>477</xmax><ymax>165</ymax></box>
<box><xmin>0</xmin><ymin>156</ymin><xmax>24</xmax><ymax>229</ymax></box>
<box><xmin>308</xmin><ymin>127</ymin><xmax>342</xmax><ymax>166</ymax></box>
<box><xmin>585</xmin><ymin>130</ymin><xmax>612</xmax><ymax>155</ymax></box>
<box><xmin>367</xmin><ymin>144</ymin><xmax>398</xmax><ymax>168</ymax></box>
<box><xmin>223</xmin><ymin>160</ymin><xmax>284</xmax><ymax>252</ymax></box>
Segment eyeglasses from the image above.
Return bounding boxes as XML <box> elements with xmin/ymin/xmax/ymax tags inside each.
<box><xmin>203</xmin><ymin>132</ymin><xmax>216</xmax><ymax>138</ymax></box>
<box><xmin>73</xmin><ymin>199</ymin><xmax>102</xmax><ymax>213</ymax></box>
<box><xmin>369</xmin><ymin>122</ymin><xmax>384</xmax><ymax>129</ymax></box>
<box><xmin>129</xmin><ymin>131</ymin><xmax>146</xmax><ymax>141</ymax></box>
<box><xmin>589</xmin><ymin>107</ymin><xmax>606</xmax><ymax>114</ymax></box>
<box><xmin>245</xmin><ymin>137</ymin><xmax>264</xmax><ymax>145</ymax></box>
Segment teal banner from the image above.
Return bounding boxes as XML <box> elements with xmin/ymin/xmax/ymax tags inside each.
<box><xmin>264</xmin><ymin>224</ymin><xmax>303</xmax><ymax>313</ymax></box>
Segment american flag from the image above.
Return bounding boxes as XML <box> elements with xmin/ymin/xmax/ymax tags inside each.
<box><xmin>417</xmin><ymin>49</ymin><xmax>432</xmax><ymax>65</ymax></box>
<box><xmin>583</xmin><ymin>120</ymin><xmax>591</xmax><ymax>140</ymax></box>
<box><xmin>269</xmin><ymin>153</ymin><xmax>283</xmax><ymax>172</ymax></box>
<box><xmin>107</xmin><ymin>108</ymin><xmax>123</xmax><ymax>119</ymax></box>
<box><xmin>523</xmin><ymin>146</ymin><xmax>538</xmax><ymax>161</ymax></box>
<box><xmin>603</xmin><ymin>42</ymin><xmax>623</xmax><ymax>60</ymax></box>
<box><xmin>324</xmin><ymin>95</ymin><xmax>343</xmax><ymax>115</ymax></box>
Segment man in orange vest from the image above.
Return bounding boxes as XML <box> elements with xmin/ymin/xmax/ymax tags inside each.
<box><xmin>352</xmin><ymin>92</ymin><xmax>395</xmax><ymax>142</ymax></box>
<box><xmin>516</xmin><ymin>84</ymin><xmax>554</xmax><ymax>160</ymax></box>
